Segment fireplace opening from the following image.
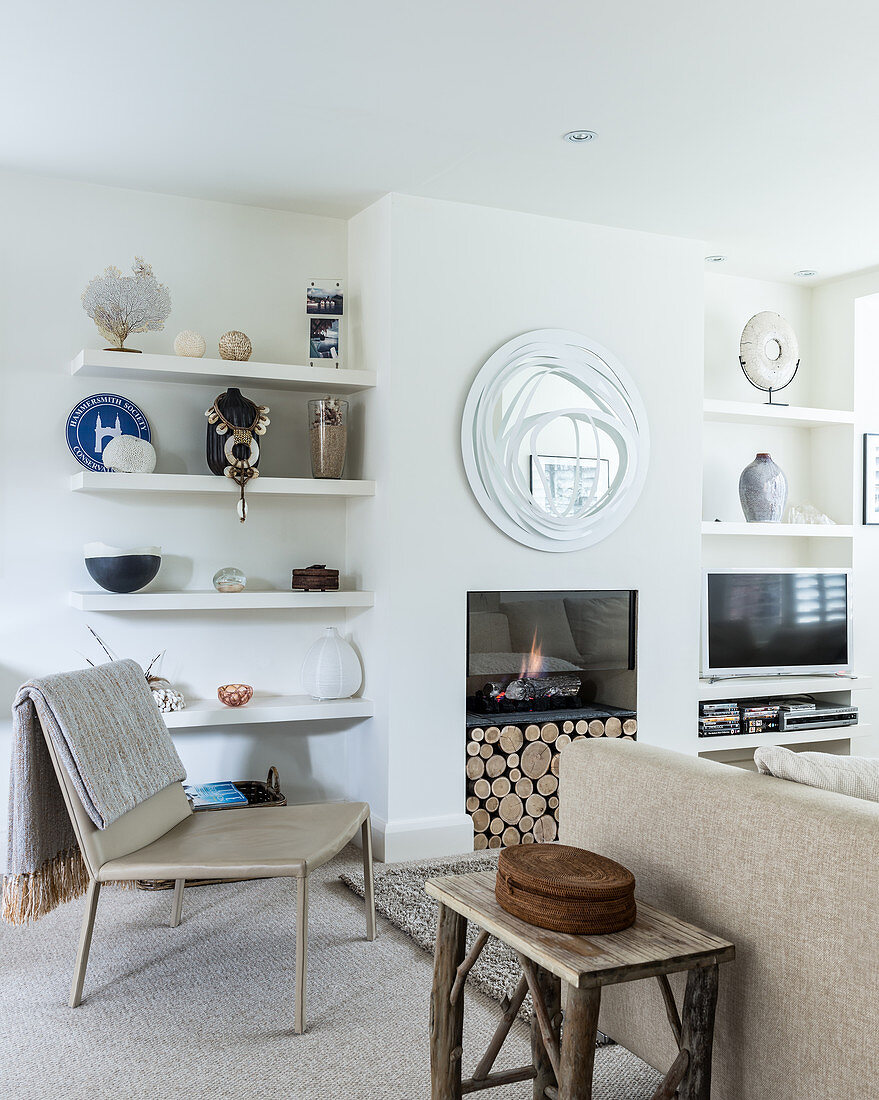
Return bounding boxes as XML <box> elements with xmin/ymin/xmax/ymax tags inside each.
<box><xmin>466</xmin><ymin>589</ymin><xmax>637</xmax><ymax>720</ymax></box>
<box><xmin>466</xmin><ymin>590</ymin><xmax>638</xmax><ymax>849</ymax></box>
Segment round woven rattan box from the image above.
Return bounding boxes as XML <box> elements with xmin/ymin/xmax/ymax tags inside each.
<box><xmin>496</xmin><ymin>843</ymin><xmax>636</xmax><ymax>934</ymax></box>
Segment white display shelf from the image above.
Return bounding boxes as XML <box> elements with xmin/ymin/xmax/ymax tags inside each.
<box><xmin>698</xmin><ymin>674</ymin><xmax>871</xmax><ymax>701</ymax></box>
<box><xmin>697</xmin><ymin>725</ymin><xmax>866</xmax><ymax>752</ymax></box>
<box><xmin>163</xmin><ymin>694</ymin><xmax>374</xmax><ymax>728</ymax></box>
<box><xmin>703</xmin><ymin>398</ymin><xmax>854</xmax><ymax>428</ymax></box>
<box><xmin>70</xmin><ymin>472</ymin><xmax>375</xmax><ymax>496</ymax></box>
<box><xmin>69</xmin><ymin>590</ymin><xmax>375</xmax><ymax>611</ymax></box>
<box><xmin>71</xmin><ymin>349</ymin><xmax>376</xmax><ymax>393</ymax></box>
<box><xmin>701</xmin><ymin>521</ymin><xmax>854</xmax><ymax>538</ymax></box>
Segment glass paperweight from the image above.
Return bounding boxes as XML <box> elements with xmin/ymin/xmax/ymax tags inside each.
<box><xmin>212</xmin><ymin>566</ymin><xmax>246</xmax><ymax>593</ymax></box>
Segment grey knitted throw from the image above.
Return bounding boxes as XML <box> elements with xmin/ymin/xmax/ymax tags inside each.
<box><xmin>3</xmin><ymin>659</ymin><xmax>186</xmax><ymax>924</ymax></box>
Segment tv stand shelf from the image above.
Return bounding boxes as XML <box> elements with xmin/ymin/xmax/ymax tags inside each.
<box><xmin>697</xmin><ymin>675</ymin><xmax>871</xmax><ymax>702</ymax></box>
<box><xmin>697</xmin><ymin>725</ymin><xmax>869</xmax><ymax>752</ymax></box>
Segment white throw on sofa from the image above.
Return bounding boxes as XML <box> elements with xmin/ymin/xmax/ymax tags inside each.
<box><xmin>559</xmin><ymin>738</ymin><xmax>878</xmax><ymax>1100</ymax></box>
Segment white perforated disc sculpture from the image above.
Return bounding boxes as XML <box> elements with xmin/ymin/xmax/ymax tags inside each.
<box><xmin>739</xmin><ymin>312</ymin><xmax>799</xmax><ymax>394</ymax></box>
<box><xmin>461</xmin><ymin>329</ymin><xmax>650</xmax><ymax>552</ymax></box>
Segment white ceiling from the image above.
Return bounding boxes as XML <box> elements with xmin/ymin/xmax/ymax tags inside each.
<box><xmin>3</xmin><ymin>0</ymin><xmax>878</xmax><ymax>283</ymax></box>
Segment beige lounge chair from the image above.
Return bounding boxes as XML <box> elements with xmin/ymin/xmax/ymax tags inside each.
<box><xmin>41</xmin><ymin>726</ymin><xmax>376</xmax><ymax>1034</ymax></box>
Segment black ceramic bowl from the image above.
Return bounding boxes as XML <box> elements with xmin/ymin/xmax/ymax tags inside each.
<box><xmin>84</xmin><ymin>543</ymin><xmax>161</xmax><ymax>594</ymax></box>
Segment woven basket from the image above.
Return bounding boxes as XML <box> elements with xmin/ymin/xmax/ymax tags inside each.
<box><xmin>136</xmin><ymin>767</ymin><xmax>286</xmax><ymax>891</ymax></box>
<box><xmin>496</xmin><ymin>843</ymin><xmax>636</xmax><ymax>934</ymax></box>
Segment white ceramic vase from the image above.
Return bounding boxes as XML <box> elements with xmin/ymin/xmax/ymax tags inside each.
<box><xmin>300</xmin><ymin>627</ymin><xmax>362</xmax><ymax>700</ymax></box>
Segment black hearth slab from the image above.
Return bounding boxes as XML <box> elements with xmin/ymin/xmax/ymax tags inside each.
<box><xmin>465</xmin><ymin>703</ymin><xmax>636</xmax><ymax>729</ymax></box>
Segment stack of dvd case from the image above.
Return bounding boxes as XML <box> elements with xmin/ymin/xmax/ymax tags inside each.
<box><xmin>699</xmin><ymin>701</ymin><xmax>740</xmax><ymax>737</ymax></box>
<box><xmin>739</xmin><ymin>702</ymin><xmax>781</xmax><ymax>735</ymax></box>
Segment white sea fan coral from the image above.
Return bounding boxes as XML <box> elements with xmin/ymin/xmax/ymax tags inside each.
<box><xmin>81</xmin><ymin>256</ymin><xmax>172</xmax><ymax>349</ymax></box>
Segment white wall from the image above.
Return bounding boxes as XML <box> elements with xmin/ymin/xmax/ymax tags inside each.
<box><xmin>0</xmin><ymin>172</ymin><xmax>357</xmax><ymax>868</ymax></box>
<box><xmin>348</xmin><ymin>194</ymin><xmax>705</xmax><ymax>859</ymax></box>
<box><xmin>814</xmin><ymin>270</ymin><xmax>879</xmax><ymax>755</ymax></box>
<box><xmin>4</xmin><ymin>172</ymin><xmax>872</xmax><ymax>872</ymax></box>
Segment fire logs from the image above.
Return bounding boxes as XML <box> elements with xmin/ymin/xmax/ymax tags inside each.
<box><xmin>466</xmin><ymin>715</ymin><xmax>637</xmax><ymax>849</ymax></box>
<box><xmin>503</xmin><ymin>674</ymin><xmax>580</xmax><ymax>703</ymax></box>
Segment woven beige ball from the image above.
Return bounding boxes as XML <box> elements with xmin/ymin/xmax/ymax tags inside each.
<box><xmin>218</xmin><ymin>330</ymin><xmax>252</xmax><ymax>361</ymax></box>
<box><xmin>173</xmin><ymin>330</ymin><xmax>206</xmax><ymax>357</ymax></box>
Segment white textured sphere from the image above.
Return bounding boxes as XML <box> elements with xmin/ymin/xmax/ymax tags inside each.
<box><xmin>218</xmin><ymin>330</ymin><xmax>253</xmax><ymax>361</ymax></box>
<box><xmin>300</xmin><ymin>627</ymin><xmax>362</xmax><ymax>700</ymax></box>
<box><xmin>102</xmin><ymin>434</ymin><xmax>157</xmax><ymax>473</ymax></box>
<box><xmin>174</xmin><ymin>330</ymin><xmax>206</xmax><ymax>357</ymax></box>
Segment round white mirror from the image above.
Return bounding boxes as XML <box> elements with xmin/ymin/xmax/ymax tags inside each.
<box><xmin>461</xmin><ymin>329</ymin><xmax>649</xmax><ymax>551</ymax></box>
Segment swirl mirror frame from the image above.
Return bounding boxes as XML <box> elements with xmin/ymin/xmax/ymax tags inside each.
<box><xmin>461</xmin><ymin>329</ymin><xmax>650</xmax><ymax>552</ymax></box>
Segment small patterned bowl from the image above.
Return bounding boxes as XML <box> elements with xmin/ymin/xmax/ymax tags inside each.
<box><xmin>217</xmin><ymin>683</ymin><xmax>253</xmax><ymax>707</ymax></box>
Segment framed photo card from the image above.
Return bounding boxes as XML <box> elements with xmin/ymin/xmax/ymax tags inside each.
<box><xmin>863</xmin><ymin>434</ymin><xmax>879</xmax><ymax>524</ymax></box>
<box><xmin>306</xmin><ymin>279</ymin><xmax>344</xmax><ymax>316</ymax></box>
<box><xmin>307</xmin><ymin>278</ymin><xmax>343</xmax><ymax>367</ymax></box>
<box><xmin>309</xmin><ymin>317</ymin><xmax>340</xmax><ymax>363</ymax></box>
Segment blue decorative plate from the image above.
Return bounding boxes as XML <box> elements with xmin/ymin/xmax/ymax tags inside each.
<box><xmin>67</xmin><ymin>394</ymin><xmax>151</xmax><ymax>472</ymax></box>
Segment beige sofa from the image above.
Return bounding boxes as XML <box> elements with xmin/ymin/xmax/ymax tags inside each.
<box><xmin>559</xmin><ymin>739</ymin><xmax>878</xmax><ymax>1100</ymax></box>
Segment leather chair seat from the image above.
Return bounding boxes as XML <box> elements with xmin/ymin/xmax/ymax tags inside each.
<box><xmin>98</xmin><ymin>800</ymin><xmax>370</xmax><ymax>881</ymax></box>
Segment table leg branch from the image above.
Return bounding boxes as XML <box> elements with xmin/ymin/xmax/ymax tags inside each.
<box><xmin>450</xmin><ymin>929</ymin><xmax>490</xmax><ymax>1006</ymax></box>
<box><xmin>518</xmin><ymin>953</ymin><xmax>562</xmax><ymax>1084</ymax></box>
<box><xmin>656</xmin><ymin>973</ymin><xmax>683</xmax><ymax>1050</ymax></box>
<box><xmin>559</xmin><ymin>983</ymin><xmax>601</xmax><ymax>1100</ymax></box>
<box><xmin>471</xmin><ymin>973</ymin><xmax>529</xmax><ymax>1081</ymax></box>
<box><xmin>430</xmin><ymin>902</ymin><xmax>468</xmax><ymax>1100</ymax></box>
<box><xmin>649</xmin><ymin>1048</ymin><xmax>690</xmax><ymax>1100</ymax></box>
<box><xmin>531</xmin><ymin>964</ymin><xmax>561</xmax><ymax>1099</ymax></box>
<box><xmin>678</xmin><ymin>964</ymin><xmax>720</xmax><ymax>1100</ymax></box>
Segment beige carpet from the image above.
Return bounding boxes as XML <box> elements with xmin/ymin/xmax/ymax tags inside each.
<box><xmin>0</xmin><ymin>846</ymin><xmax>662</xmax><ymax>1099</ymax></box>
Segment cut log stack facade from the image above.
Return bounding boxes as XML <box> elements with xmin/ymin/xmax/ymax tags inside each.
<box><xmin>465</xmin><ymin>716</ymin><xmax>637</xmax><ymax>849</ymax></box>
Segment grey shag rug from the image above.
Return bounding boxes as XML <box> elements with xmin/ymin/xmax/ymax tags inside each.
<box><xmin>341</xmin><ymin>852</ymin><xmax>613</xmax><ymax>1039</ymax></box>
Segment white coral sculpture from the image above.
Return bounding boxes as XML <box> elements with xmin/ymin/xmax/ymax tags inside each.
<box><xmin>81</xmin><ymin>256</ymin><xmax>172</xmax><ymax>350</ymax></box>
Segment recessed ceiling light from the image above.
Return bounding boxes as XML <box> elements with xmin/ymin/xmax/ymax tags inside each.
<box><xmin>794</xmin><ymin>269</ymin><xmax>817</xmax><ymax>278</ymax></box>
<box><xmin>704</xmin><ymin>254</ymin><xmax>727</xmax><ymax>263</ymax></box>
<box><xmin>563</xmin><ymin>130</ymin><xmax>597</xmax><ymax>143</ymax></box>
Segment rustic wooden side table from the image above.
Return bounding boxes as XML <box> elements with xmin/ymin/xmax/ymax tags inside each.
<box><xmin>426</xmin><ymin>870</ymin><xmax>735</xmax><ymax>1100</ymax></box>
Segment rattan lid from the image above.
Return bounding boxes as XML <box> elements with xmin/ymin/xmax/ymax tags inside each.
<box><xmin>497</xmin><ymin>843</ymin><xmax>635</xmax><ymax>901</ymax></box>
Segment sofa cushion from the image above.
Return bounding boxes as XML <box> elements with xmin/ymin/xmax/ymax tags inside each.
<box><xmin>754</xmin><ymin>745</ymin><xmax>879</xmax><ymax>803</ymax></box>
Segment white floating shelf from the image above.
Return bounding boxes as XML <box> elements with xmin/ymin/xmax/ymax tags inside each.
<box><xmin>70</xmin><ymin>472</ymin><xmax>375</xmax><ymax>497</ymax></box>
<box><xmin>701</xmin><ymin>521</ymin><xmax>853</xmax><ymax>538</ymax></box>
<box><xmin>698</xmin><ymin>674</ymin><xmax>871</xmax><ymax>701</ymax></box>
<box><xmin>163</xmin><ymin>694</ymin><xmax>374</xmax><ymax>728</ymax></box>
<box><xmin>697</xmin><ymin>726</ymin><xmax>865</xmax><ymax>752</ymax></box>
<box><xmin>71</xmin><ymin>349</ymin><xmax>376</xmax><ymax>393</ymax></box>
<box><xmin>69</xmin><ymin>590</ymin><xmax>375</xmax><ymax>611</ymax></box>
<box><xmin>703</xmin><ymin>398</ymin><xmax>855</xmax><ymax>428</ymax></box>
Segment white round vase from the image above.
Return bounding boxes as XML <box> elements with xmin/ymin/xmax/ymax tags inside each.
<box><xmin>300</xmin><ymin>627</ymin><xmax>362</xmax><ymax>700</ymax></box>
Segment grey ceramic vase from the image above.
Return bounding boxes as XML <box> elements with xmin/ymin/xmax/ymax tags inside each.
<box><xmin>739</xmin><ymin>452</ymin><xmax>787</xmax><ymax>522</ymax></box>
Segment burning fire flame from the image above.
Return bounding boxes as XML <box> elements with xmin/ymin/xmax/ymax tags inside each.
<box><xmin>520</xmin><ymin>630</ymin><xmax>544</xmax><ymax>679</ymax></box>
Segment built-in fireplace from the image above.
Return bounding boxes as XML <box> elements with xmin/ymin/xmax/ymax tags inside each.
<box><xmin>466</xmin><ymin>590</ymin><xmax>638</xmax><ymax>849</ymax></box>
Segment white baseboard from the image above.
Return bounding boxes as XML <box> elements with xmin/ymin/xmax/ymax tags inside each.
<box><xmin>369</xmin><ymin>812</ymin><xmax>474</xmax><ymax>863</ymax></box>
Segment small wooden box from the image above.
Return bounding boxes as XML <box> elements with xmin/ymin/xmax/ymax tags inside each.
<box><xmin>292</xmin><ymin>564</ymin><xmax>340</xmax><ymax>591</ymax></box>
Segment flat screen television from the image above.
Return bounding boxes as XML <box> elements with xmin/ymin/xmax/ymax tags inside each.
<box><xmin>701</xmin><ymin>569</ymin><xmax>852</xmax><ymax>677</ymax></box>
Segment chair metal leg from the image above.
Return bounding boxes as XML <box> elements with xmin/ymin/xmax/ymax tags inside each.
<box><xmin>295</xmin><ymin>875</ymin><xmax>309</xmax><ymax>1034</ymax></box>
<box><xmin>361</xmin><ymin>816</ymin><xmax>377</xmax><ymax>942</ymax></box>
<box><xmin>69</xmin><ymin>879</ymin><xmax>101</xmax><ymax>1008</ymax></box>
<box><xmin>170</xmin><ymin>878</ymin><xmax>185</xmax><ymax>927</ymax></box>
